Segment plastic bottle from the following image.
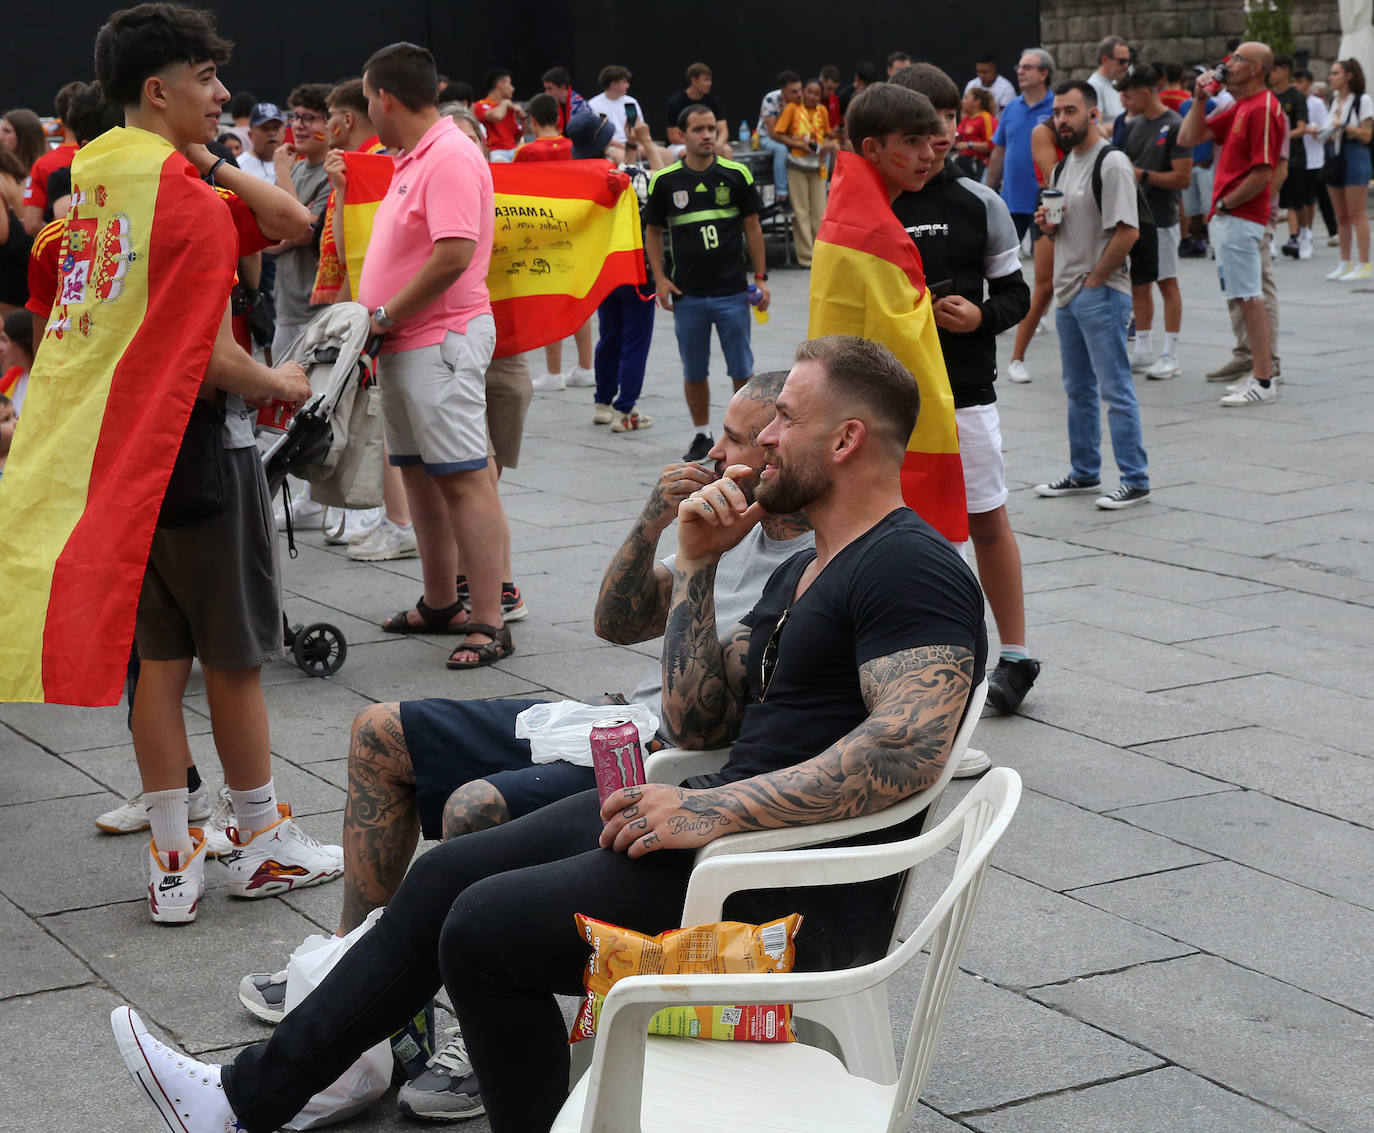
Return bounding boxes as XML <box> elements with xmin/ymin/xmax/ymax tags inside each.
<box><xmin>748</xmin><ymin>284</ymin><xmax>770</xmax><ymax>324</ymax></box>
<box><xmin>739</xmin><ymin>120</ymin><xmax>750</xmax><ymax>145</ymax></box>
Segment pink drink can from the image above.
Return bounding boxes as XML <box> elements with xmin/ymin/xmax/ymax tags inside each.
<box><xmin>590</xmin><ymin>717</ymin><xmax>646</xmax><ymax>803</ymax></box>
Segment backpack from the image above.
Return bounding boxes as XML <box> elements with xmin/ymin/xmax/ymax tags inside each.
<box><xmin>1053</xmin><ymin>145</ymin><xmax>1158</xmax><ymax>287</ymax></box>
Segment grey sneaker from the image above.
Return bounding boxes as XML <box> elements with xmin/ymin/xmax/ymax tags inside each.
<box><xmin>396</xmin><ymin>1028</ymin><xmax>485</xmax><ymax>1121</ymax></box>
<box><xmin>238</xmin><ymin>969</ymin><xmax>288</xmax><ymax>1025</ymax></box>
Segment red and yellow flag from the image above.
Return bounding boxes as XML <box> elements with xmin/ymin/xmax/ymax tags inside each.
<box><xmin>0</xmin><ymin>127</ymin><xmax>237</xmax><ymax>705</ymax></box>
<box><xmin>316</xmin><ymin>152</ymin><xmax>644</xmax><ymax>357</ymax></box>
<box><xmin>808</xmin><ymin>151</ymin><xmax>968</xmax><ymax>543</ymax></box>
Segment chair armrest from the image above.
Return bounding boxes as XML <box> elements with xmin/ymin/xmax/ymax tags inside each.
<box><xmin>644</xmin><ymin>748</ymin><xmax>728</xmax><ymax>784</ymax></box>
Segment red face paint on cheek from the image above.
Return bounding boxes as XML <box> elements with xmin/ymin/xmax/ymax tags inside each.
<box><xmin>312</xmin><ymin>130</ymin><xmax>327</xmax><ymax>142</ymax></box>
<box><xmin>888</xmin><ymin>151</ymin><xmax>909</xmax><ymax>168</ymax></box>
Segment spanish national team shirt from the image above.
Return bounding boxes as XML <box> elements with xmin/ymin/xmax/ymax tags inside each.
<box><xmin>642</xmin><ymin>157</ymin><xmax>761</xmax><ymax>297</ymax></box>
<box><xmin>1206</xmin><ymin>89</ymin><xmax>1286</xmax><ymax>225</ymax></box>
<box><xmin>513</xmin><ymin>136</ymin><xmax>573</xmax><ymax>162</ymax></box>
<box><xmin>22</xmin><ymin>143</ymin><xmax>77</xmax><ymax>215</ymax></box>
<box><xmin>475</xmin><ymin>97</ymin><xmax>521</xmax><ymax>152</ymax></box>
<box><xmin>992</xmin><ymin>91</ymin><xmax>1054</xmax><ymax>214</ymax></box>
<box><xmin>358</xmin><ymin>116</ymin><xmax>494</xmax><ymax>353</ymax></box>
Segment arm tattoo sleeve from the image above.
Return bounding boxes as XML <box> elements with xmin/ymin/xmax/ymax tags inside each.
<box><xmin>683</xmin><ymin>644</ymin><xmax>975</xmax><ymax>831</ymax></box>
<box><xmin>593</xmin><ymin>516</ymin><xmax>673</xmax><ymax>645</ymax></box>
<box><xmin>660</xmin><ymin>561</ymin><xmax>750</xmax><ymax>749</ymax></box>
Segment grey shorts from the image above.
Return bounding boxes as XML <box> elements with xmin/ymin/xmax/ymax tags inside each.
<box><xmin>382</xmin><ymin>315</ymin><xmax>497</xmax><ymax>474</ymax></box>
<box><xmin>484</xmin><ymin>352</ymin><xmax>533</xmax><ymax>469</ymax></box>
<box><xmin>136</xmin><ymin>446</ymin><xmax>283</xmax><ymax>666</ymax></box>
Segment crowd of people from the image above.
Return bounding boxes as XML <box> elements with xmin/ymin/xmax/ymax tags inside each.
<box><xmin>0</xmin><ymin>2</ymin><xmax>1366</xmax><ymax>1129</ymax></box>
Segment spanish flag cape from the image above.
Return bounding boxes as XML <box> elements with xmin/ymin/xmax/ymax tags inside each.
<box><xmin>0</xmin><ymin>127</ymin><xmax>237</xmax><ymax>705</ymax></box>
<box><xmin>808</xmin><ymin>151</ymin><xmax>968</xmax><ymax>543</ymax></box>
<box><xmin>313</xmin><ymin>152</ymin><xmax>645</xmax><ymax>357</ymax></box>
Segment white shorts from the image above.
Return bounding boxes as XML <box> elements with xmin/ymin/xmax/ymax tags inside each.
<box><xmin>955</xmin><ymin>403</ymin><xmax>1008</xmax><ymax>515</ymax></box>
<box><xmin>1155</xmin><ymin>224</ymin><xmax>1180</xmax><ymax>281</ymax></box>
<box><xmin>381</xmin><ymin>314</ymin><xmax>496</xmax><ymax>474</ymax></box>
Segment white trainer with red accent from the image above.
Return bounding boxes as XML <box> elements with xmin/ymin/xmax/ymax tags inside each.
<box><xmin>147</xmin><ymin>829</ymin><xmax>208</xmax><ymax>925</ymax></box>
<box><xmin>222</xmin><ymin>804</ymin><xmax>343</xmax><ymax>898</ymax></box>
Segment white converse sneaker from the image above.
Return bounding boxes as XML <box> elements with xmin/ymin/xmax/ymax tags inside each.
<box><xmin>1006</xmin><ymin>359</ymin><xmax>1031</xmax><ymax>383</ymax></box>
<box><xmin>148</xmin><ymin>830</ymin><xmax>208</xmax><ymax>925</ymax></box>
<box><xmin>223</xmin><ymin>805</ymin><xmax>344</xmax><ymax>898</ymax></box>
<box><xmin>565</xmin><ymin>365</ymin><xmax>596</xmax><ymax>387</ymax></box>
<box><xmin>202</xmin><ymin>787</ymin><xmax>235</xmax><ymax>859</ymax></box>
<box><xmin>531</xmin><ymin>370</ymin><xmax>566</xmax><ymax>391</ymax></box>
<box><xmin>97</xmin><ymin>783</ymin><xmax>212</xmax><ymax>835</ymax></box>
<box><xmin>110</xmin><ymin>1006</ymin><xmax>238</xmax><ymax>1133</ymax></box>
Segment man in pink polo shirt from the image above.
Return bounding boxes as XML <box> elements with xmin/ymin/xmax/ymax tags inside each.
<box><xmin>357</xmin><ymin>42</ymin><xmax>512</xmax><ymax>668</ymax></box>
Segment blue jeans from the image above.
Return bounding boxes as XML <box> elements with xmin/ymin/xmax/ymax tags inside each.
<box><xmin>594</xmin><ymin>284</ymin><xmax>656</xmax><ymax>411</ymax></box>
<box><xmin>1055</xmin><ymin>285</ymin><xmax>1148</xmax><ymax>489</ymax></box>
<box><xmin>757</xmin><ymin>135</ymin><xmax>789</xmax><ymax>198</ymax></box>
<box><xmin>672</xmin><ymin>292</ymin><xmax>754</xmax><ymax>382</ymax></box>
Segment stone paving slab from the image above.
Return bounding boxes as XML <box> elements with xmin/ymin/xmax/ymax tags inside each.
<box><xmin>0</xmin><ymin>894</ymin><xmax>90</xmax><ymax>1000</ymax></box>
<box><xmin>1032</xmin><ymin>954</ymin><xmax>1374</xmax><ymax>1133</ymax></box>
<box><xmin>0</xmin><ymin>728</ymin><xmax>107</xmax><ymax>805</ymax></box>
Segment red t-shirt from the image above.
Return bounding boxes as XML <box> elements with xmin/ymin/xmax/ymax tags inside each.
<box><xmin>513</xmin><ymin>136</ymin><xmax>573</xmax><ymax>162</ymax></box>
<box><xmin>475</xmin><ymin>98</ymin><xmax>522</xmax><ymax>152</ymax></box>
<box><xmin>1207</xmin><ymin>89</ymin><xmax>1286</xmax><ymax>225</ymax></box>
<box><xmin>956</xmin><ymin>112</ymin><xmax>997</xmax><ymax>167</ymax></box>
<box><xmin>826</xmin><ymin>93</ymin><xmax>842</xmax><ymax>130</ymax></box>
<box><xmin>22</xmin><ymin>143</ymin><xmax>78</xmax><ymax>214</ymax></box>
<box><xmin>1159</xmin><ymin>88</ymin><xmax>1189</xmax><ymax>112</ymax></box>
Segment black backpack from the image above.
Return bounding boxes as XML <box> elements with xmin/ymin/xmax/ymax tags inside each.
<box><xmin>1053</xmin><ymin>145</ymin><xmax>1158</xmax><ymax>287</ymax></box>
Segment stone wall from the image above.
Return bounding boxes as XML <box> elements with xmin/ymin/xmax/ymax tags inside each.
<box><xmin>1040</xmin><ymin>0</ymin><xmax>1344</xmax><ymax>78</ymax></box>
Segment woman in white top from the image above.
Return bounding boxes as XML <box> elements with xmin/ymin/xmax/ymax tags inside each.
<box><xmin>1322</xmin><ymin>58</ymin><xmax>1374</xmax><ymax>281</ymax></box>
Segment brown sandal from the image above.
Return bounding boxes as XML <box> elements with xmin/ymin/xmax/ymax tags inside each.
<box><xmin>381</xmin><ymin>597</ymin><xmax>468</xmax><ymax>635</ymax></box>
<box><xmin>445</xmin><ymin>623</ymin><xmax>514</xmax><ymax>669</ymax></box>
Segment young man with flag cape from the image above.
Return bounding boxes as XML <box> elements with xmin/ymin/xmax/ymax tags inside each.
<box><xmin>0</xmin><ymin>2</ymin><xmax>342</xmax><ymax>924</ymax></box>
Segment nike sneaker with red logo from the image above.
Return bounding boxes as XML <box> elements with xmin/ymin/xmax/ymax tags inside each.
<box><xmin>223</xmin><ymin>804</ymin><xmax>344</xmax><ymax>898</ymax></box>
<box><xmin>148</xmin><ymin>828</ymin><xmax>209</xmax><ymax>924</ymax></box>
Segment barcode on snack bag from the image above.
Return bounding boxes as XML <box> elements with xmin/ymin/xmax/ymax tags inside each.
<box><xmin>760</xmin><ymin>921</ymin><xmax>787</xmax><ymax>963</ymax></box>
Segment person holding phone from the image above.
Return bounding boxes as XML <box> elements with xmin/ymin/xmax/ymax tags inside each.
<box><xmin>588</xmin><ymin>64</ymin><xmax>648</xmax><ymax>162</ymax></box>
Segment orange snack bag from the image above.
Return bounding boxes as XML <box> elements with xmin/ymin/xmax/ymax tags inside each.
<box><xmin>570</xmin><ymin>913</ymin><xmax>802</xmax><ymax>1043</ymax></box>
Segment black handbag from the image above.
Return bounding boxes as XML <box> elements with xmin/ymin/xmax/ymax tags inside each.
<box><xmin>158</xmin><ymin>395</ymin><xmax>230</xmax><ymax>528</ymax></box>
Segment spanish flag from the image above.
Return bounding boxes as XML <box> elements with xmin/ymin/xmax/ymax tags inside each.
<box><xmin>316</xmin><ymin>152</ymin><xmax>645</xmax><ymax>357</ymax></box>
<box><xmin>808</xmin><ymin>151</ymin><xmax>968</xmax><ymax>543</ymax></box>
<box><xmin>0</xmin><ymin>127</ymin><xmax>237</xmax><ymax>705</ymax></box>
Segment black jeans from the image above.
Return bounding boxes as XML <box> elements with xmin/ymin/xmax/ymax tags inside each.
<box><xmin>222</xmin><ymin>789</ymin><xmax>873</xmax><ymax>1132</ymax></box>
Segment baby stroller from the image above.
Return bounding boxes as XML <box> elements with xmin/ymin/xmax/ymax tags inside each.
<box><xmin>262</xmin><ymin>302</ymin><xmax>384</xmax><ymax>678</ymax></box>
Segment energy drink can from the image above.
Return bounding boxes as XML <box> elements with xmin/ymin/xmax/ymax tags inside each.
<box><xmin>590</xmin><ymin>717</ymin><xmax>646</xmax><ymax>803</ymax></box>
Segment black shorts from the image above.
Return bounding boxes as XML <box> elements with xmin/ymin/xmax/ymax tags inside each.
<box><xmin>400</xmin><ymin>697</ymin><xmax>596</xmax><ymax>840</ymax></box>
<box><xmin>1278</xmin><ymin>166</ymin><xmax>1313</xmax><ymax>209</ymax></box>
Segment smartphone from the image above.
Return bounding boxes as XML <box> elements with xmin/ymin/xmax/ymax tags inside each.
<box><xmin>929</xmin><ymin>278</ymin><xmax>955</xmax><ymax>299</ymax></box>
<box><xmin>625</xmin><ymin>102</ymin><xmax>639</xmax><ymax>129</ymax></box>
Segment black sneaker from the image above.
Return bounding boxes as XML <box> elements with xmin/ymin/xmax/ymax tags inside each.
<box><xmin>1095</xmin><ymin>484</ymin><xmax>1151</xmax><ymax>510</ymax></box>
<box><xmin>683</xmin><ymin>433</ymin><xmax>713</xmax><ymax>462</ymax></box>
<box><xmin>1034</xmin><ymin>475</ymin><xmax>1100</xmax><ymax>498</ymax></box>
<box><xmin>396</xmin><ymin>1030</ymin><xmax>485</xmax><ymax>1120</ymax></box>
<box><xmin>985</xmin><ymin>657</ymin><xmax>1040</xmax><ymax>716</ymax></box>
<box><xmin>456</xmin><ymin>575</ymin><xmax>528</xmax><ymax>622</ymax></box>
<box><xmin>1281</xmin><ymin>236</ymin><xmax>1300</xmax><ymax>259</ymax></box>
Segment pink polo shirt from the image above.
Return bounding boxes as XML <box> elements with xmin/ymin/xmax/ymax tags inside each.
<box><xmin>358</xmin><ymin>117</ymin><xmax>494</xmax><ymax>352</ymax></box>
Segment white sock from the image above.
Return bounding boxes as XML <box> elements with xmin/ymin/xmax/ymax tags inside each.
<box><xmin>1134</xmin><ymin>331</ymin><xmax>1152</xmax><ymax>358</ymax></box>
<box><xmin>690</xmin><ymin>428</ymin><xmax>711</xmax><ymax>444</ymax></box>
<box><xmin>229</xmin><ymin>778</ymin><xmax>280</xmax><ymax>836</ymax></box>
<box><xmin>146</xmin><ymin>788</ymin><xmax>192</xmax><ymax>858</ymax></box>
<box><xmin>1300</xmin><ymin>226</ymin><xmax>1311</xmax><ymax>240</ymax></box>
<box><xmin>1164</xmin><ymin>332</ymin><xmax>1179</xmax><ymax>358</ymax></box>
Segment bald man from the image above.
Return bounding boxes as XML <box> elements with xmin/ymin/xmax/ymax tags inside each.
<box><xmin>1179</xmin><ymin>42</ymin><xmax>1287</xmax><ymax>408</ymax></box>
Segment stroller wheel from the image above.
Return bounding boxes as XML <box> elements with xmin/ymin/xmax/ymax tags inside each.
<box><xmin>293</xmin><ymin>622</ymin><xmax>348</xmax><ymax>677</ymax></box>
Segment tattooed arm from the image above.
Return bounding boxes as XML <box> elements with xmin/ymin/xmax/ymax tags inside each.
<box><xmin>602</xmin><ymin>644</ymin><xmax>974</xmax><ymax>856</ymax></box>
<box><xmin>594</xmin><ymin>461</ymin><xmax>715</xmax><ymax>644</ymax></box>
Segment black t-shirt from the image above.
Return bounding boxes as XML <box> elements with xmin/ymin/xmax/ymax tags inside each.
<box><xmin>643</xmin><ymin>157</ymin><xmax>762</xmax><ymax>296</ymax></box>
<box><xmin>717</xmin><ymin>508</ymin><xmax>987</xmax><ymax>785</ymax></box>
<box><xmin>1275</xmin><ymin>86</ymin><xmax>1307</xmax><ymax>170</ymax></box>
<box><xmin>664</xmin><ymin>89</ymin><xmax>727</xmax><ymax>135</ymax></box>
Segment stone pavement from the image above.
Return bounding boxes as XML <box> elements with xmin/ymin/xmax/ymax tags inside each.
<box><xmin>2</xmin><ymin>245</ymin><xmax>1371</xmax><ymax>1133</ymax></box>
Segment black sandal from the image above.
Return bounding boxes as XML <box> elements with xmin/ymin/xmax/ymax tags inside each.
<box><xmin>381</xmin><ymin>596</ymin><xmax>468</xmax><ymax>635</ymax></box>
<box><xmin>445</xmin><ymin>623</ymin><xmax>514</xmax><ymax>669</ymax></box>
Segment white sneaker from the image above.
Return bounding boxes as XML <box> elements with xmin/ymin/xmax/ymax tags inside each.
<box><xmin>274</xmin><ymin>483</ymin><xmax>324</xmax><ymax>532</ymax></box>
<box><xmin>1035</xmin><ymin>317</ymin><xmax>1048</xmax><ymax>335</ymax></box>
<box><xmin>1219</xmin><ymin>376</ymin><xmax>1278</xmax><ymax>407</ymax></box>
<box><xmin>1006</xmin><ymin>359</ymin><xmax>1031</xmax><ymax>383</ymax></box>
<box><xmin>593</xmin><ymin>402</ymin><xmax>616</xmax><ymax>424</ymax></box>
<box><xmin>1340</xmin><ymin>262</ymin><xmax>1373</xmax><ymax>281</ymax></box>
<box><xmin>565</xmin><ymin>365</ymin><xmax>596</xmax><ymax>387</ymax></box>
<box><xmin>1130</xmin><ymin>353</ymin><xmax>1154</xmax><ymax>374</ymax></box>
<box><xmin>148</xmin><ymin>830</ymin><xmax>208</xmax><ymax>924</ymax></box>
<box><xmin>97</xmin><ymin>783</ymin><xmax>212</xmax><ymax>835</ymax></box>
<box><xmin>323</xmin><ymin>506</ymin><xmax>382</xmax><ymax>546</ymax></box>
<box><xmin>1145</xmin><ymin>355</ymin><xmax>1180</xmax><ymax>380</ymax></box>
<box><xmin>203</xmin><ymin>786</ymin><xmax>235</xmax><ymax>858</ymax></box>
<box><xmin>1297</xmin><ymin>234</ymin><xmax>1314</xmax><ymax>260</ymax></box>
<box><xmin>348</xmin><ymin>510</ymin><xmax>386</xmax><ymax>545</ymax></box>
<box><xmin>347</xmin><ymin>518</ymin><xmax>419</xmax><ymax>561</ymax></box>
<box><xmin>531</xmin><ymin>370</ymin><xmax>566</xmax><ymax>391</ymax></box>
<box><xmin>1226</xmin><ymin>371</ymin><xmax>1283</xmax><ymax>391</ymax></box>
<box><xmin>952</xmin><ymin>747</ymin><xmax>992</xmax><ymax>779</ymax></box>
<box><xmin>1325</xmin><ymin>260</ymin><xmax>1352</xmax><ymax>281</ymax></box>
<box><xmin>223</xmin><ymin>804</ymin><xmax>343</xmax><ymax>898</ymax></box>
<box><xmin>110</xmin><ymin>1006</ymin><xmax>237</xmax><ymax>1133</ymax></box>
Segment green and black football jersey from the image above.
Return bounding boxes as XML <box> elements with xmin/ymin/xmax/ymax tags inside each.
<box><xmin>643</xmin><ymin>157</ymin><xmax>762</xmax><ymax>296</ymax></box>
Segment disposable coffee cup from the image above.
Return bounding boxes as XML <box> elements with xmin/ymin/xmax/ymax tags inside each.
<box><xmin>1042</xmin><ymin>189</ymin><xmax>1065</xmax><ymax>225</ymax></box>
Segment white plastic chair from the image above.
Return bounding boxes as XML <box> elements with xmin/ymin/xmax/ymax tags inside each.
<box><xmin>645</xmin><ymin>679</ymin><xmax>988</xmax><ymax>1084</ymax></box>
<box><xmin>550</xmin><ymin>767</ymin><xmax>1022</xmax><ymax>1133</ymax></box>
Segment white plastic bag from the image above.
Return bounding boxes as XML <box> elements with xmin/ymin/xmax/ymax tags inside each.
<box><xmin>514</xmin><ymin>700</ymin><xmax>658</xmax><ymax>765</ymax></box>
<box><xmin>282</xmin><ymin>908</ymin><xmax>392</xmax><ymax>1130</ymax></box>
